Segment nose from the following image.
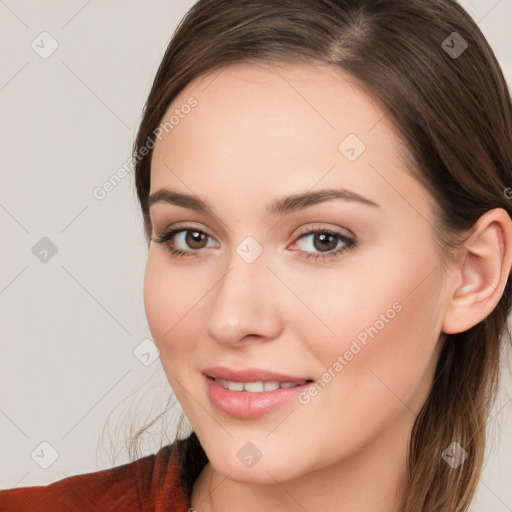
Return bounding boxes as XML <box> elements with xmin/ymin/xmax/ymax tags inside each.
<box><xmin>204</xmin><ymin>250</ymin><xmax>283</xmax><ymax>348</ymax></box>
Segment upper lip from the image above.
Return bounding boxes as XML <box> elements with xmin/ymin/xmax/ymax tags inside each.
<box><xmin>203</xmin><ymin>366</ymin><xmax>312</xmax><ymax>383</ymax></box>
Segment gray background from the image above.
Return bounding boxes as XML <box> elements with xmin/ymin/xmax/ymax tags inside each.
<box><xmin>1</xmin><ymin>1</ymin><xmax>511</xmax><ymax>510</ymax></box>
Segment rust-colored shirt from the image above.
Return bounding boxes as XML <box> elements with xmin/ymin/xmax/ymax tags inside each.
<box><xmin>0</xmin><ymin>444</ymin><xmax>191</xmax><ymax>511</ymax></box>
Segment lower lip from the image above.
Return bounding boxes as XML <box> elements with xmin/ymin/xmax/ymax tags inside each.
<box><xmin>204</xmin><ymin>374</ymin><xmax>311</xmax><ymax>419</ymax></box>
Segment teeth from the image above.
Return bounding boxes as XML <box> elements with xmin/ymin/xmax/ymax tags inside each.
<box><xmin>228</xmin><ymin>381</ymin><xmax>244</xmax><ymax>391</ymax></box>
<box><xmin>214</xmin><ymin>378</ymin><xmax>306</xmax><ymax>392</ymax></box>
<box><xmin>244</xmin><ymin>381</ymin><xmax>265</xmax><ymax>392</ymax></box>
<box><xmin>263</xmin><ymin>381</ymin><xmax>280</xmax><ymax>391</ymax></box>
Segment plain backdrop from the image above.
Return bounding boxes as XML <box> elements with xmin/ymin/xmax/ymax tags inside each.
<box><xmin>1</xmin><ymin>1</ymin><xmax>511</xmax><ymax>510</ymax></box>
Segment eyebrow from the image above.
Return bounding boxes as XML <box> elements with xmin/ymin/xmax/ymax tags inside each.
<box><xmin>147</xmin><ymin>187</ymin><xmax>380</xmax><ymax>216</ymax></box>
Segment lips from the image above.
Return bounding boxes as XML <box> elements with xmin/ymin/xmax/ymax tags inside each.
<box><xmin>202</xmin><ymin>366</ymin><xmax>315</xmax><ymax>419</ymax></box>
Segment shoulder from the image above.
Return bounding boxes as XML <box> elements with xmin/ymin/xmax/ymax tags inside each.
<box><xmin>0</xmin><ymin>443</ymin><xmax>190</xmax><ymax>511</ymax></box>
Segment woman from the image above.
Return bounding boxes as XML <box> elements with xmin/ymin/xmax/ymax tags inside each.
<box><xmin>1</xmin><ymin>0</ymin><xmax>511</xmax><ymax>510</ymax></box>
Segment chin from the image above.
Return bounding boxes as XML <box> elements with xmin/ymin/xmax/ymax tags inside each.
<box><xmin>204</xmin><ymin>442</ymin><xmax>309</xmax><ymax>484</ymax></box>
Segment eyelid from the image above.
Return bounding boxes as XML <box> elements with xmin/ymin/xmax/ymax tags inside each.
<box><xmin>153</xmin><ymin>222</ymin><xmax>217</xmax><ymax>241</ymax></box>
<box><xmin>291</xmin><ymin>223</ymin><xmax>355</xmax><ymax>241</ymax></box>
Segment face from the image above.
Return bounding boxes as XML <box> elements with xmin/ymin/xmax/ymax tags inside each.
<box><xmin>144</xmin><ymin>62</ymin><xmax>450</xmax><ymax>484</ymax></box>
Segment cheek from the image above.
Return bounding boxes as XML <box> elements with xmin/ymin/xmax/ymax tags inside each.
<box><xmin>307</xmin><ymin>255</ymin><xmax>444</xmax><ymax>430</ymax></box>
<box><xmin>143</xmin><ymin>255</ymin><xmax>205</xmax><ymax>407</ymax></box>
<box><xmin>301</xmin><ymin>233</ymin><xmax>444</xmax><ymax>359</ymax></box>
<box><xmin>299</xmin><ymin>236</ymin><xmax>444</xmax><ymax>399</ymax></box>
<box><xmin>143</xmin><ymin>253</ymin><xmax>198</xmax><ymax>357</ymax></box>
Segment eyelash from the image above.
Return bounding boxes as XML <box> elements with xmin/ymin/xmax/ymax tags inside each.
<box><xmin>151</xmin><ymin>223</ymin><xmax>357</xmax><ymax>261</ymax></box>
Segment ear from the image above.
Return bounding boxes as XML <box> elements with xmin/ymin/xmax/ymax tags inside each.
<box><xmin>442</xmin><ymin>208</ymin><xmax>512</xmax><ymax>335</ymax></box>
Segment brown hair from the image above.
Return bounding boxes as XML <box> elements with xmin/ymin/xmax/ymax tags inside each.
<box><xmin>129</xmin><ymin>0</ymin><xmax>512</xmax><ymax>510</ymax></box>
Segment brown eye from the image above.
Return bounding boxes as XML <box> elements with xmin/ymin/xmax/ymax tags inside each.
<box><xmin>311</xmin><ymin>232</ymin><xmax>338</xmax><ymax>252</ymax></box>
<box><xmin>185</xmin><ymin>230</ymin><xmax>208</xmax><ymax>249</ymax></box>
<box><xmin>292</xmin><ymin>227</ymin><xmax>356</xmax><ymax>262</ymax></box>
<box><xmin>152</xmin><ymin>226</ymin><xmax>219</xmax><ymax>258</ymax></box>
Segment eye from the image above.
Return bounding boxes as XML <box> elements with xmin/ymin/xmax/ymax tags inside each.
<box><xmin>151</xmin><ymin>224</ymin><xmax>218</xmax><ymax>259</ymax></box>
<box><xmin>152</xmin><ymin>224</ymin><xmax>356</xmax><ymax>261</ymax></box>
<box><xmin>291</xmin><ymin>226</ymin><xmax>356</xmax><ymax>261</ymax></box>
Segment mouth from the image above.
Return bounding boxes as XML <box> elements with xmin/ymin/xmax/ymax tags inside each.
<box><xmin>202</xmin><ymin>366</ymin><xmax>315</xmax><ymax>419</ymax></box>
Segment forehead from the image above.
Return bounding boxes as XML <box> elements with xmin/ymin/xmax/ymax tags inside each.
<box><xmin>156</xmin><ymin>61</ymin><xmax>392</xmax><ymax>153</ymax></box>
<box><xmin>149</xmin><ymin>61</ymin><xmax>430</xmax><ymax>222</ymax></box>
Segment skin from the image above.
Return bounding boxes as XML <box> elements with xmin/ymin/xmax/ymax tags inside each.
<box><xmin>143</xmin><ymin>61</ymin><xmax>512</xmax><ymax>512</ymax></box>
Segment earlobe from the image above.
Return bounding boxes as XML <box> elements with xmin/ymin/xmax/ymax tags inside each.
<box><xmin>442</xmin><ymin>208</ymin><xmax>512</xmax><ymax>335</ymax></box>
